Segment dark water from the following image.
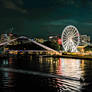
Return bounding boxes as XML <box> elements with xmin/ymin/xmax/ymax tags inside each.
<box><xmin>0</xmin><ymin>55</ymin><xmax>92</xmax><ymax>92</ymax></box>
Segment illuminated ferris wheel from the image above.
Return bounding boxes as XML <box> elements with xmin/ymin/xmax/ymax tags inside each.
<box><xmin>62</xmin><ymin>25</ymin><xmax>80</xmax><ymax>52</ymax></box>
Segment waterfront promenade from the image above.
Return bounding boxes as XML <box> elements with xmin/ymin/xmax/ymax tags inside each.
<box><xmin>0</xmin><ymin>51</ymin><xmax>92</xmax><ymax>61</ymax></box>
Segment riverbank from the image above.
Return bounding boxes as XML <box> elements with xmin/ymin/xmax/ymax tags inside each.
<box><xmin>42</xmin><ymin>53</ymin><xmax>92</xmax><ymax>60</ymax></box>
<box><xmin>0</xmin><ymin>53</ymin><xmax>92</xmax><ymax>60</ymax></box>
<box><xmin>61</xmin><ymin>54</ymin><xmax>92</xmax><ymax>60</ymax></box>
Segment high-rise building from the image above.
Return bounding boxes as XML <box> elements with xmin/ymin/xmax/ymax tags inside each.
<box><xmin>1</xmin><ymin>34</ymin><xmax>9</xmax><ymax>42</ymax></box>
<box><xmin>48</xmin><ymin>36</ymin><xmax>58</xmax><ymax>42</ymax></box>
<box><xmin>48</xmin><ymin>35</ymin><xmax>62</xmax><ymax>45</ymax></box>
<box><xmin>80</xmin><ymin>35</ymin><xmax>90</xmax><ymax>46</ymax></box>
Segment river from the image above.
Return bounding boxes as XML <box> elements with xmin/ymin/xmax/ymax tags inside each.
<box><xmin>0</xmin><ymin>55</ymin><xmax>92</xmax><ymax>92</ymax></box>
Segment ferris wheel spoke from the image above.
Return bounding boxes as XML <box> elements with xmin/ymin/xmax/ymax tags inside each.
<box><xmin>65</xmin><ymin>30</ymin><xmax>71</xmax><ymax>37</ymax></box>
<box><xmin>63</xmin><ymin>43</ymin><xmax>68</xmax><ymax>49</ymax></box>
<box><xmin>72</xmin><ymin>40</ymin><xmax>78</xmax><ymax>45</ymax></box>
<box><xmin>72</xmin><ymin>31</ymin><xmax>77</xmax><ymax>36</ymax></box>
<box><xmin>64</xmin><ymin>40</ymin><xmax>73</xmax><ymax>51</ymax></box>
<box><xmin>63</xmin><ymin>31</ymin><xmax>69</xmax><ymax>36</ymax></box>
<box><xmin>65</xmin><ymin>42</ymin><xmax>70</xmax><ymax>51</ymax></box>
<box><xmin>72</xmin><ymin>38</ymin><xmax>78</xmax><ymax>43</ymax></box>
<box><xmin>72</xmin><ymin>36</ymin><xmax>79</xmax><ymax>42</ymax></box>
<box><xmin>62</xmin><ymin>36</ymin><xmax>68</xmax><ymax>40</ymax></box>
<box><xmin>69</xmin><ymin>39</ymin><xmax>77</xmax><ymax>51</ymax></box>
<box><xmin>72</xmin><ymin>31</ymin><xmax>79</xmax><ymax>37</ymax></box>
<box><xmin>63</xmin><ymin>40</ymin><xmax>70</xmax><ymax>47</ymax></box>
<box><xmin>71</xmin><ymin>29</ymin><xmax>78</xmax><ymax>37</ymax></box>
<box><xmin>67</xmin><ymin>40</ymin><xmax>72</xmax><ymax>50</ymax></box>
<box><xmin>73</xmin><ymin>34</ymin><xmax>79</xmax><ymax>38</ymax></box>
<box><xmin>65</xmin><ymin>46</ymin><xmax>67</xmax><ymax>51</ymax></box>
<box><xmin>63</xmin><ymin>43</ymin><xmax>67</xmax><ymax>51</ymax></box>
<box><xmin>71</xmin><ymin>41</ymin><xmax>77</xmax><ymax>49</ymax></box>
<box><xmin>63</xmin><ymin>39</ymin><xmax>69</xmax><ymax>44</ymax></box>
<box><xmin>63</xmin><ymin>34</ymin><xmax>67</xmax><ymax>38</ymax></box>
<box><xmin>69</xmin><ymin>28</ymin><xmax>75</xmax><ymax>35</ymax></box>
<box><xmin>73</xmin><ymin>39</ymin><xmax>79</xmax><ymax>43</ymax></box>
<box><xmin>71</xmin><ymin>32</ymin><xmax>78</xmax><ymax>38</ymax></box>
<box><xmin>68</xmin><ymin>30</ymin><xmax>73</xmax><ymax>36</ymax></box>
<box><xmin>73</xmin><ymin>38</ymin><xmax>80</xmax><ymax>45</ymax></box>
<box><xmin>63</xmin><ymin>40</ymin><xmax>70</xmax><ymax>51</ymax></box>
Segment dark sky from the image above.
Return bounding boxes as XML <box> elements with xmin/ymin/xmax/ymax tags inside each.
<box><xmin>0</xmin><ymin>0</ymin><xmax>92</xmax><ymax>38</ymax></box>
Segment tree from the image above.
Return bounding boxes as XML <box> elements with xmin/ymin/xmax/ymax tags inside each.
<box><xmin>43</xmin><ymin>41</ymin><xmax>61</xmax><ymax>51</ymax></box>
<box><xmin>84</xmin><ymin>45</ymin><xmax>92</xmax><ymax>51</ymax></box>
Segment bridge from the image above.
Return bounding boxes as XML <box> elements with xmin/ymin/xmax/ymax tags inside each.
<box><xmin>0</xmin><ymin>36</ymin><xmax>62</xmax><ymax>56</ymax></box>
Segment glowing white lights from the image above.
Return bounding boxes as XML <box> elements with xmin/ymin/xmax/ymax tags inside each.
<box><xmin>62</xmin><ymin>25</ymin><xmax>80</xmax><ymax>52</ymax></box>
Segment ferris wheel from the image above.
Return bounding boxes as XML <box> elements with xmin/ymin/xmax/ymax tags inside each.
<box><xmin>62</xmin><ymin>25</ymin><xmax>80</xmax><ymax>52</ymax></box>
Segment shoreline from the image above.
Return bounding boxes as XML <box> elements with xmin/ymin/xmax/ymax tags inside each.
<box><xmin>0</xmin><ymin>53</ymin><xmax>92</xmax><ymax>60</ymax></box>
<box><xmin>41</xmin><ymin>54</ymin><xmax>92</xmax><ymax>60</ymax></box>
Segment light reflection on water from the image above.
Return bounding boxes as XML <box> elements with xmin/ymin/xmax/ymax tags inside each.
<box><xmin>60</xmin><ymin>58</ymin><xmax>81</xmax><ymax>78</ymax></box>
<box><xmin>56</xmin><ymin>58</ymin><xmax>81</xmax><ymax>92</ymax></box>
<box><xmin>1</xmin><ymin>71</ymin><xmax>15</xmax><ymax>88</ymax></box>
<box><xmin>0</xmin><ymin>56</ymin><xmax>91</xmax><ymax>92</ymax></box>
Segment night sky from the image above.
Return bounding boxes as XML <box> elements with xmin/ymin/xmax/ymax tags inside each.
<box><xmin>0</xmin><ymin>0</ymin><xmax>92</xmax><ymax>39</ymax></box>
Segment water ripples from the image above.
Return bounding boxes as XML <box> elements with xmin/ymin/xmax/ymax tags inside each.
<box><xmin>0</xmin><ymin>67</ymin><xmax>82</xmax><ymax>92</ymax></box>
